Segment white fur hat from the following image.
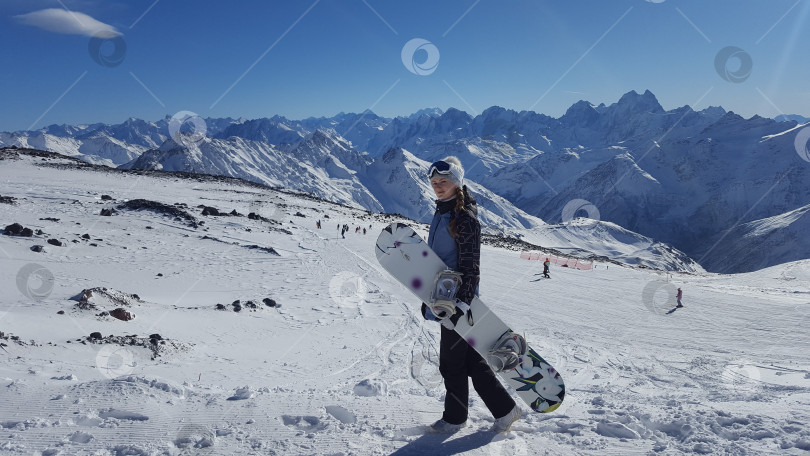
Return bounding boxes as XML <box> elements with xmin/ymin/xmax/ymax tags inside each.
<box><xmin>428</xmin><ymin>156</ymin><xmax>464</xmax><ymax>188</ymax></box>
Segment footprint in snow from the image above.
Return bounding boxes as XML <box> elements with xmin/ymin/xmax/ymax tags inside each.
<box><xmin>174</xmin><ymin>424</ymin><xmax>215</xmax><ymax>453</ymax></box>
<box><xmin>68</xmin><ymin>430</ymin><xmax>94</xmax><ymax>443</ymax></box>
<box><xmin>281</xmin><ymin>415</ymin><xmax>327</xmax><ymax>432</ymax></box>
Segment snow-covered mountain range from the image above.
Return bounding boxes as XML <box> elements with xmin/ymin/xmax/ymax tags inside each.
<box><xmin>3</xmin><ymin>90</ymin><xmax>808</xmax><ymax>273</ymax></box>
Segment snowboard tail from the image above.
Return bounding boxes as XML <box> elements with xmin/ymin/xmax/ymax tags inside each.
<box><xmin>375</xmin><ymin>222</ymin><xmax>565</xmax><ymax>413</ymax></box>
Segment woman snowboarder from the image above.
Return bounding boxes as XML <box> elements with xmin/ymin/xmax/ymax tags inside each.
<box><xmin>420</xmin><ymin>156</ymin><xmax>521</xmax><ymax>434</ymax></box>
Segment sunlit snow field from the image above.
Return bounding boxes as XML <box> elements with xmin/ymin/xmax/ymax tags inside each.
<box><xmin>1</xmin><ymin>152</ymin><xmax>809</xmax><ymax>455</ymax></box>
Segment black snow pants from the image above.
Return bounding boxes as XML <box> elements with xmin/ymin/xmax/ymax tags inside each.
<box><xmin>439</xmin><ymin>325</ymin><xmax>515</xmax><ymax>424</ymax></box>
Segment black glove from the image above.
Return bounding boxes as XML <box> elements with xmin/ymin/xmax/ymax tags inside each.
<box><xmin>439</xmin><ymin>301</ymin><xmax>470</xmax><ymax>330</ymax></box>
<box><xmin>421</xmin><ymin>302</ymin><xmax>439</xmax><ymax>321</ymax></box>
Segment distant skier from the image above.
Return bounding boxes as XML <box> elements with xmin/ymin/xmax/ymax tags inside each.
<box><xmin>419</xmin><ymin>156</ymin><xmax>521</xmax><ymax>434</ymax></box>
<box><xmin>543</xmin><ymin>258</ymin><xmax>551</xmax><ymax>278</ymax></box>
<box><xmin>676</xmin><ymin>288</ymin><xmax>683</xmax><ymax>308</ymax></box>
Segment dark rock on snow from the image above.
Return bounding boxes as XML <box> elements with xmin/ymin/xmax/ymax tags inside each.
<box><xmin>201</xmin><ymin>206</ymin><xmax>220</xmax><ymax>216</ymax></box>
<box><xmin>110</xmin><ymin>308</ymin><xmax>134</xmax><ymax>321</ymax></box>
<box><xmin>4</xmin><ymin>223</ymin><xmax>34</xmax><ymax>237</ymax></box>
<box><xmin>117</xmin><ymin>199</ymin><xmax>198</xmax><ymax>228</ymax></box>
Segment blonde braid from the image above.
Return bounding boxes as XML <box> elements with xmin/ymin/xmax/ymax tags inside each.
<box><xmin>449</xmin><ymin>185</ymin><xmax>466</xmax><ymax>238</ymax></box>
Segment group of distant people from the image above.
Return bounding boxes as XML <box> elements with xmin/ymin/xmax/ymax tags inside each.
<box><xmin>314</xmin><ymin>219</ymin><xmax>373</xmax><ymax>238</ymax></box>
<box><xmin>337</xmin><ymin>223</ymin><xmax>371</xmax><ymax>238</ymax></box>
<box><xmin>313</xmin><ymin>219</ymin><xmax>376</xmax><ymax>239</ymax></box>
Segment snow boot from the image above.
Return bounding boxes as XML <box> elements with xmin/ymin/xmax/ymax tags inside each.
<box><xmin>491</xmin><ymin>405</ymin><xmax>522</xmax><ymax>433</ymax></box>
<box><xmin>427</xmin><ymin>418</ymin><xmax>465</xmax><ymax>434</ymax></box>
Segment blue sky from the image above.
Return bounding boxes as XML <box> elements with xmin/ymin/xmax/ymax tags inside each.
<box><xmin>1</xmin><ymin>0</ymin><xmax>809</xmax><ymax>131</ymax></box>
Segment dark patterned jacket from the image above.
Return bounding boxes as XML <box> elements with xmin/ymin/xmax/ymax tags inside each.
<box><xmin>431</xmin><ymin>188</ymin><xmax>480</xmax><ymax>305</ymax></box>
<box><xmin>452</xmin><ymin>191</ymin><xmax>481</xmax><ymax>306</ymax></box>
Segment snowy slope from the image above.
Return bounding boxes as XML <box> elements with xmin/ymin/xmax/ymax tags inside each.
<box><xmin>0</xmin><ymin>132</ymin><xmax>84</xmax><ymax>159</ymax></box>
<box><xmin>121</xmin><ymin>132</ymin><xmax>383</xmax><ymax>213</ymax></box>
<box><xmin>215</xmin><ymin>116</ymin><xmax>306</xmax><ymax>145</ymax></box>
<box><xmin>1</xmin><ymin>149</ymin><xmax>809</xmax><ymax>455</ymax></box>
<box><xmin>300</xmin><ymin>111</ymin><xmax>391</xmax><ymax>153</ymax></box>
<box><xmin>699</xmin><ymin>203</ymin><xmax>810</xmax><ymax>273</ymax></box>
<box><xmin>530</xmin><ymin>112</ymin><xmax>810</xmax><ymax>272</ymax></box>
<box><xmin>0</xmin><ymin>116</ymin><xmax>241</xmax><ymax>167</ymax></box>
<box><xmin>521</xmin><ymin>218</ymin><xmax>705</xmax><ymax>273</ymax></box>
<box><xmin>0</xmin><ymin>126</ymin><xmax>149</xmax><ymax>167</ymax></box>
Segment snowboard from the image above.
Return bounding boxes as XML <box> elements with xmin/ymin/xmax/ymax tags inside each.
<box><xmin>375</xmin><ymin>222</ymin><xmax>565</xmax><ymax>413</ymax></box>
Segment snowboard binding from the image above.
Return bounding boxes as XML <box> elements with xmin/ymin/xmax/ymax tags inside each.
<box><xmin>488</xmin><ymin>331</ymin><xmax>527</xmax><ymax>372</ymax></box>
<box><xmin>429</xmin><ymin>269</ymin><xmax>464</xmax><ymax>319</ymax></box>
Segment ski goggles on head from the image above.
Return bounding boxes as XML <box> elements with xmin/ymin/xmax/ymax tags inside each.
<box><xmin>428</xmin><ymin>160</ymin><xmax>452</xmax><ymax>180</ymax></box>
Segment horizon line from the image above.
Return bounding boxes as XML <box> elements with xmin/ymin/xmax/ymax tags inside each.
<box><xmin>5</xmin><ymin>91</ymin><xmax>810</xmax><ymax>133</ymax></box>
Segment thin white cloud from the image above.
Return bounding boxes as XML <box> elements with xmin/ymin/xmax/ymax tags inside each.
<box><xmin>15</xmin><ymin>8</ymin><xmax>122</xmax><ymax>38</ymax></box>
